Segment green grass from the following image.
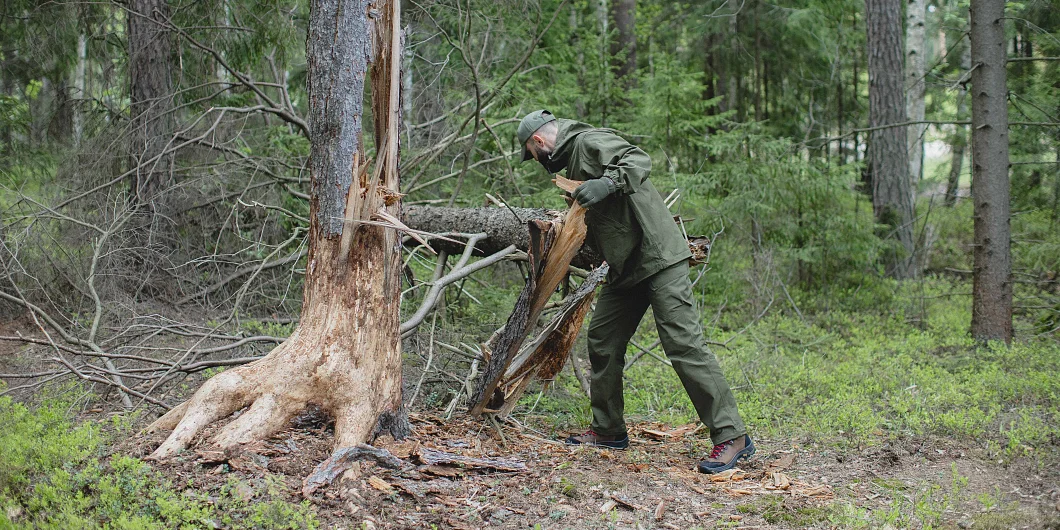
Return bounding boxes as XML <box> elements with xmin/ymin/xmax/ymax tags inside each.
<box><xmin>524</xmin><ymin>276</ymin><xmax>1060</xmax><ymax>467</ymax></box>
<box><xmin>0</xmin><ymin>389</ymin><xmax>320</xmax><ymax>530</ymax></box>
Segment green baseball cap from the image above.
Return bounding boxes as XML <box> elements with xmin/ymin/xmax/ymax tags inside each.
<box><xmin>517</xmin><ymin>109</ymin><xmax>556</xmax><ymax>162</ymax></box>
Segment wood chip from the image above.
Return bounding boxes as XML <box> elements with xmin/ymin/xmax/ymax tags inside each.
<box><xmin>708</xmin><ymin>468</ymin><xmax>746</xmax><ymax>482</ymax></box>
<box><xmin>724</xmin><ymin>488</ymin><xmax>756</xmax><ymax>496</ymax></box>
<box><xmin>367</xmin><ymin>476</ymin><xmax>393</xmax><ymax>494</ymax></box>
<box><xmin>769</xmin><ymin>472</ymin><xmax>792</xmax><ymax>490</ymax></box>
<box><xmin>767</xmin><ymin>452</ymin><xmax>796</xmax><ymax>472</ymax></box>
<box><xmin>195</xmin><ymin>450</ymin><xmax>227</xmax><ymax>464</ymax></box>
<box><xmin>642</xmin><ymin>429</ymin><xmax>673</xmax><ymax>439</ymax></box>
<box><xmin>654</xmin><ymin>500</ymin><xmax>666</xmax><ymax>520</ymax></box>
<box><xmin>422</xmin><ymin>464</ymin><xmax>463</xmax><ymax>477</ymax></box>
<box><xmin>610</xmin><ymin>493</ymin><xmax>644</xmax><ymax>511</ymax></box>
<box><xmin>599</xmin><ymin>500</ymin><xmax>618</xmax><ymax>513</ymax></box>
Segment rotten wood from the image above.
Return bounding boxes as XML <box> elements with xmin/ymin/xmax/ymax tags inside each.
<box><xmin>493</xmin><ymin>264</ymin><xmax>607</xmax><ymax>416</ymax></box>
<box><xmin>469</xmin><ymin>177</ymin><xmax>591</xmax><ymax>416</ymax></box>
<box><xmin>302</xmin><ymin>443</ymin><xmax>407</xmax><ymax>497</ymax></box>
<box><xmin>414</xmin><ymin>446</ymin><xmax>528</xmax><ymax>473</ymax></box>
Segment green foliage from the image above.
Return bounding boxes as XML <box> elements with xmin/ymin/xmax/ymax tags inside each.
<box><xmin>524</xmin><ymin>276</ymin><xmax>1060</xmax><ymax>461</ymax></box>
<box><xmin>0</xmin><ymin>389</ymin><xmax>320</xmax><ymax>530</ymax></box>
<box><xmin>690</xmin><ymin>126</ymin><xmax>882</xmax><ymax>293</ymax></box>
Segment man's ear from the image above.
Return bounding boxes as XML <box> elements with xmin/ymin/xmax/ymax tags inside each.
<box><xmin>532</xmin><ymin>133</ymin><xmax>546</xmax><ymax>148</ymax></box>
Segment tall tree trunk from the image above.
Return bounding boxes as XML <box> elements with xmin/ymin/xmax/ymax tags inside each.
<box><xmin>726</xmin><ymin>0</ymin><xmax>740</xmax><ymax>116</ymax></box>
<box><xmin>753</xmin><ymin>0</ymin><xmax>762</xmax><ymax>122</ymax></box>
<box><xmin>945</xmin><ymin>40</ymin><xmax>971</xmax><ymax>207</ymax></box>
<box><xmin>969</xmin><ymin>0</ymin><xmax>1012</xmax><ymax>343</ymax></box>
<box><xmin>595</xmin><ymin>0</ymin><xmax>609</xmax><ymax>124</ymax></box>
<box><xmin>148</xmin><ymin>0</ymin><xmax>408</xmax><ymax>460</ymax></box>
<box><xmin>906</xmin><ymin>0</ymin><xmax>927</xmax><ymax>185</ymax></box>
<box><xmin>571</xmin><ymin>5</ymin><xmax>587</xmax><ymax>119</ymax></box>
<box><xmin>72</xmin><ymin>30</ymin><xmax>87</xmax><ymax>148</ymax></box>
<box><xmin>609</xmin><ymin>0</ymin><xmax>636</xmax><ymax>88</ymax></box>
<box><xmin>866</xmin><ymin>0</ymin><xmax>915</xmax><ymax>278</ymax></box>
<box><xmin>853</xmin><ymin>12</ymin><xmax>862</xmax><ymax>168</ymax></box>
<box><xmin>127</xmin><ymin>0</ymin><xmax>174</xmax><ymax>203</ymax></box>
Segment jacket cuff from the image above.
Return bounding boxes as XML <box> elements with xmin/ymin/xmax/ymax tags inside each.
<box><xmin>602</xmin><ymin>169</ymin><xmax>629</xmax><ymax>194</ymax></box>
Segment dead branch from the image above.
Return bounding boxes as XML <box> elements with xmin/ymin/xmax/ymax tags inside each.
<box><xmin>400</xmin><ymin>233</ymin><xmax>516</xmax><ymax>336</ymax></box>
<box><xmin>176</xmin><ymin>228</ymin><xmax>307</xmax><ymax>305</ymax></box>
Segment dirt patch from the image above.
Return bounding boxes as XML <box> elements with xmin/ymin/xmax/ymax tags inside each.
<box><xmin>129</xmin><ymin>412</ymin><xmax>1060</xmax><ymax>529</ymax></box>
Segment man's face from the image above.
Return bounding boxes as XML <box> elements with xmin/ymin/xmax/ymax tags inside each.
<box><xmin>526</xmin><ymin>131</ymin><xmax>555</xmax><ymax>169</ymax></box>
<box><xmin>526</xmin><ymin>140</ymin><xmax>552</xmax><ymax>163</ymax></box>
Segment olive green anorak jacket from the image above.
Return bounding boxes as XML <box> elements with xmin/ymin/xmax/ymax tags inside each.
<box><xmin>550</xmin><ymin>119</ymin><xmax>691</xmax><ymax>288</ymax></box>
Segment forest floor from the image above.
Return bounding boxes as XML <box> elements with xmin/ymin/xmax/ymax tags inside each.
<box><xmin>129</xmin><ymin>409</ymin><xmax>1060</xmax><ymax>530</ymax></box>
<box><xmin>4</xmin><ymin>280</ymin><xmax>1060</xmax><ymax>529</ymax></box>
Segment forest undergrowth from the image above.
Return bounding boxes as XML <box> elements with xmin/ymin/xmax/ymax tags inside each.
<box><xmin>2</xmin><ymin>274</ymin><xmax>1058</xmax><ymax>529</ymax></box>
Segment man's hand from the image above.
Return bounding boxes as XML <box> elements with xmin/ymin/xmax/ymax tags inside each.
<box><xmin>573</xmin><ymin>177</ymin><xmax>617</xmax><ymax>208</ymax></box>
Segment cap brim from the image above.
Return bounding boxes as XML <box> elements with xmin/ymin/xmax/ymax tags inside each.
<box><xmin>521</xmin><ymin>145</ymin><xmax>533</xmax><ymax>163</ymax></box>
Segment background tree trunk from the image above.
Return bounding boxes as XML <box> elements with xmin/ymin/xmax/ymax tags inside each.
<box><xmin>906</xmin><ymin>0</ymin><xmax>927</xmax><ymax>185</ymax></box>
<box><xmin>148</xmin><ymin>0</ymin><xmax>408</xmax><ymax>459</ymax></box>
<box><xmin>969</xmin><ymin>0</ymin><xmax>1012</xmax><ymax>343</ymax></box>
<box><xmin>609</xmin><ymin>0</ymin><xmax>636</xmax><ymax>88</ymax></box>
<box><xmin>945</xmin><ymin>40</ymin><xmax>971</xmax><ymax>207</ymax></box>
<box><xmin>72</xmin><ymin>30</ymin><xmax>87</xmax><ymax>149</ymax></box>
<box><xmin>866</xmin><ymin>0</ymin><xmax>915</xmax><ymax>278</ymax></box>
<box><xmin>127</xmin><ymin>0</ymin><xmax>174</xmax><ymax>203</ymax></box>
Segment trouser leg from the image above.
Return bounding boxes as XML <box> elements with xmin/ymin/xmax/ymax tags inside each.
<box><xmin>586</xmin><ymin>282</ymin><xmax>649</xmax><ymax>436</ymax></box>
<box><xmin>648</xmin><ymin>262</ymin><xmax>746</xmax><ymax>445</ymax></box>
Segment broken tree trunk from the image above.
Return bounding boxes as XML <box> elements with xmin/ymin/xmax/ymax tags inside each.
<box><xmin>147</xmin><ymin>0</ymin><xmax>408</xmax><ymax>459</ymax></box>
<box><xmin>469</xmin><ymin>177</ymin><xmax>599</xmax><ymax>416</ymax></box>
<box><xmin>403</xmin><ymin>205</ymin><xmax>603</xmax><ymax>269</ymax></box>
<box><xmin>492</xmin><ymin>264</ymin><xmax>608</xmax><ymax>416</ymax></box>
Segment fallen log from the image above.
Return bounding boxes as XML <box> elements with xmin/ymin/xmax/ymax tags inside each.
<box><xmin>415</xmin><ymin>446</ymin><xmax>528</xmax><ymax>472</ymax></box>
<box><xmin>403</xmin><ymin>205</ymin><xmax>603</xmax><ymax>269</ymax></box>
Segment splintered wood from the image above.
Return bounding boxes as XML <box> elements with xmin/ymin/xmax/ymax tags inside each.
<box><xmin>469</xmin><ymin>176</ymin><xmax>605</xmax><ymax>416</ymax></box>
<box><xmin>698</xmin><ymin>453</ymin><xmax>834</xmax><ymax>500</ymax></box>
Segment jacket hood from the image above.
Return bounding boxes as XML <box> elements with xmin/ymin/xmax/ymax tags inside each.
<box><xmin>542</xmin><ymin>119</ymin><xmax>596</xmax><ymax>173</ymax></box>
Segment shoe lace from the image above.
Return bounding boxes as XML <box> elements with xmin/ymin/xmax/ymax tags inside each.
<box><xmin>708</xmin><ymin>439</ymin><xmax>732</xmax><ymax>460</ymax></box>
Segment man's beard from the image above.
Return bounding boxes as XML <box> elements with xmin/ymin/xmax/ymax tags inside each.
<box><xmin>537</xmin><ymin>145</ymin><xmax>567</xmax><ymax>174</ymax></box>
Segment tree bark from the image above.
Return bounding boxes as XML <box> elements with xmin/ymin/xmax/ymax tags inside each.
<box><xmin>148</xmin><ymin>0</ymin><xmax>408</xmax><ymax>460</ymax></box>
<box><xmin>72</xmin><ymin>30</ymin><xmax>87</xmax><ymax>148</ymax></box>
<box><xmin>906</xmin><ymin>0</ymin><xmax>927</xmax><ymax>185</ymax></box>
<box><xmin>969</xmin><ymin>0</ymin><xmax>1012</xmax><ymax>343</ymax></box>
<box><xmin>866</xmin><ymin>0</ymin><xmax>915</xmax><ymax>278</ymax></box>
<box><xmin>127</xmin><ymin>0</ymin><xmax>174</xmax><ymax>203</ymax></box>
<box><xmin>945</xmin><ymin>40</ymin><xmax>971</xmax><ymax>207</ymax></box>
<box><xmin>609</xmin><ymin>0</ymin><xmax>636</xmax><ymax>87</ymax></box>
<box><xmin>403</xmin><ymin>205</ymin><xmax>602</xmax><ymax>268</ymax></box>
<box><xmin>727</xmin><ymin>0</ymin><xmax>740</xmax><ymax>118</ymax></box>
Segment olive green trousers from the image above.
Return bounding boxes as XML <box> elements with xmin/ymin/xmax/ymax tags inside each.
<box><xmin>586</xmin><ymin>261</ymin><xmax>746</xmax><ymax>445</ymax></box>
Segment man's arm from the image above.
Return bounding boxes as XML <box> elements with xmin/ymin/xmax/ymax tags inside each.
<box><xmin>578</xmin><ymin>131</ymin><xmax>652</xmax><ymax>195</ymax></box>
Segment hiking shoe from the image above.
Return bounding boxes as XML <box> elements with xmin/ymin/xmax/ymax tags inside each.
<box><xmin>564</xmin><ymin>429</ymin><xmax>629</xmax><ymax>449</ymax></box>
<box><xmin>697</xmin><ymin>434</ymin><xmax>755</xmax><ymax>474</ymax></box>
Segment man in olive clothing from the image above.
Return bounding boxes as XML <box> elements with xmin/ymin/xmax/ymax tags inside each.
<box><xmin>517</xmin><ymin>109</ymin><xmax>754</xmax><ymax>473</ymax></box>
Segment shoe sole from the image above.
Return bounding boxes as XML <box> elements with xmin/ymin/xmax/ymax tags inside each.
<box><xmin>697</xmin><ymin>444</ymin><xmax>756</xmax><ymax>474</ymax></box>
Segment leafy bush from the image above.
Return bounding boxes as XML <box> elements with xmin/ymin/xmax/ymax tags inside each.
<box><xmin>0</xmin><ymin>390</ymin><xmax>320</xmax><ymax>530</ymax></box>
